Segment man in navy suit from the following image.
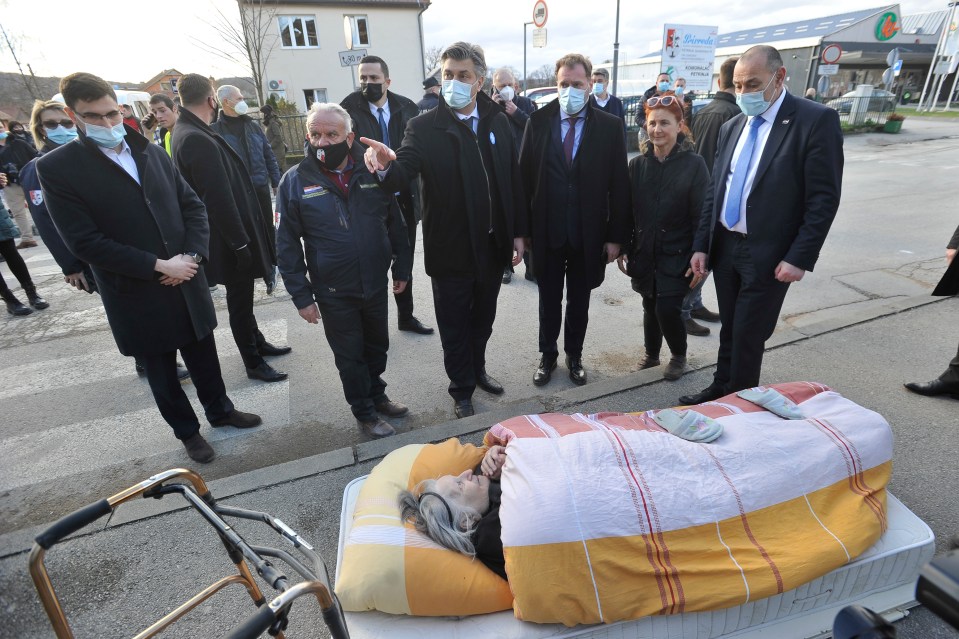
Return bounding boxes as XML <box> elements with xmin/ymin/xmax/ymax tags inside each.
<box><xmin>680</xmin><ymin>45</ymin><xmax>844</xmax><ymax>404</ymax></box>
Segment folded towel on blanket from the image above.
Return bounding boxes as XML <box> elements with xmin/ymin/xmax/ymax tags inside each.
<box><xmin>651</xmin><ymin>408</ymin><xmax>724</xmax><ymax>442</ymax></box>
<box><xmin>737</xmin><ymin>387</ymin><xmax>804</xmax><ymax>419</ymax></box>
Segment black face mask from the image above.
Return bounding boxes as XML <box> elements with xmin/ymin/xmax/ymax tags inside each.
<box><xmin>311</xmin><ymin>139</ymin><xmax>351</xmax><ymax>170</ymax></box>
<box><xmin>361</xmin><ymin>82</ymin><xmax>384</xmax><ymax>103</ymax></box>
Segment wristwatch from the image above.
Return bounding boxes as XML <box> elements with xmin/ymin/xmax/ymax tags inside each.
<box><xmin>186</xmin><ymin>252</ymin><xmax>204</xmax><ymax>264</ymax></box>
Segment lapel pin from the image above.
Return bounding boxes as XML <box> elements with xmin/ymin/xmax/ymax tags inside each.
<box><xmin>782</xmin><ymin>119</ymin><xmax>790</xmax><ymax>124</ymax></box>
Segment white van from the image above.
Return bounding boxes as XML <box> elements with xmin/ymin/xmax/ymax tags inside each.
<box><xmin>51</xmin><ymin>89</ymin><xmax>153</xmax><ymax>119</ymax></box>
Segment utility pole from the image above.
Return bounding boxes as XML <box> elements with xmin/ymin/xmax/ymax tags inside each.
<box><xmin>0</xmin><ymin>23</ymin><xmax>40</xmax><ymax>100</ymax></box>
<box><xmin>611</xmin><ymin>0</ymin><xmax>621</xmax><ymax>96</ymax></box>
<box><xmin>524</xmin><ymin>21</ymin><xmax>533</xmax><ymax>92</ymax></box>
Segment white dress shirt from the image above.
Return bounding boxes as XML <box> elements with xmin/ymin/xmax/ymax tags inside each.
<box><xmin>369</xmin><ymin>99</ymin><xmax>391</xmax><ymax>123</ymax></box>
<box><xmin>99</xmin><ymin>139</ymin><xmax>140</xmax><ymax>185</ymax></box>
<box><xmin>720</xmin><ymin>88</ymin><xmax>787</xmax><ymax>233</ymax></box>
<box><xmin>456</xmin><ymin>104</ymin><xmax>480</xmax><ymax>135</ymax></box>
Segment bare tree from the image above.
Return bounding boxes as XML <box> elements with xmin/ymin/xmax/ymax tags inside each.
<box><xmin>192</xmin><ymin>0</ymin><xmax>279</xmax><ymax>105</ymax></box>
<box><xmin>527</xmin><ymin>63</ymin><xmax>556</xmax><ymax>89</ymax></box>
<box><xmin>0</xmin><ymin>24</ymin><xmax>42</xmax><ymax>100</ymax></box>
<box><xmin>424</xmin><ymin>45</ymin><xmax>443</xmax><ymax>73</ymax></box>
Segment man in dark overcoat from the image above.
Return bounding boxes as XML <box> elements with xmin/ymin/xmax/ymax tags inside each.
<box><xmin>519</xmin><ymin>53</ymin><xmax>631</xmax><ymax>387</ymax></box>
<box><xmin>172</xmin><ymin>73</ymin><xmax>289</xmax><ymax>383</ymax></box>
<box><xmin>37</xmin><ymin>72</ymin><xmax>261</xmax><ymax>463</ymax></box>
<box><xmin>362</xmin><ymin>42</ymin><xmax>527</xmax><ymax>420</ymax></box>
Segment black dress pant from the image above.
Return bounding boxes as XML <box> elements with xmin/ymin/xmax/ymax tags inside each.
<box><xmin>394</xmin><ymin>209</ymin><xmax>417</xmax><ymax>320</ymax></box>
<box><xmin>317</xmin><ymin>291</ymin><xmax>390</xmax><ymax>421</ymax></box>
<box><xmin>941</xmin><ymin>342</ymin><xmax>959</xmax><ymax>384</ymax></box>
<box><xmin>225</xmin><ymin>276</ymin><xmax>265</xmax><ymax>369</ymax></box>
<box><xmin>640</xmin><ymin>290</ymin><xmax>686</xmax><ymax>359</ymax></box>
<box><xmin>139</xmin><ymin>332</ymin><xmax>234</xmax><ymax>440</ymax></box>
<box><xmin>537</xmin><ymin>244</ymin><xmax>591</xmax><ymax>359</ymax></box>
<box><xmin>254</xmin><ymin>184</ymin><xmax>277</xmax><ymax>255</ymax></box>
<box><xmin>711</xmin><ymin>227</ymin><xmax>790</xmax><ymax>392</ymax></box>
<box><xmin>431</xmin><ymin>237</ymin><xmax>502</xmax><ymax>401</ymax></box>
<box><xmin>0</xmin><ymin>238</ymin><xmax>33</xmax><ymax>291</ymax></box>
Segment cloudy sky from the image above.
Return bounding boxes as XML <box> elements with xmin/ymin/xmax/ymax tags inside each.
<box><xmin>0</xmin><ymin>0</ymin><xmax>948</xmax><ymax>84</ymax></box>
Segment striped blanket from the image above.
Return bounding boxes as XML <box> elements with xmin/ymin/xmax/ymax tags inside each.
<box><xmin>484</xmin><ymin>382</ymin><xmax>892</xmax><ymax>626</ymax></box>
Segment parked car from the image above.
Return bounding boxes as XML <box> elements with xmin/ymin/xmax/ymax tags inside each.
<box><xmin>825</xmin><ymin>90</ymin><xmax>896</xmax><ymax>115</ymax></box>
<box><xmin>522</xmin><ymin>86</ymin><xmax>557</xmax><ymax>108</ymax></box>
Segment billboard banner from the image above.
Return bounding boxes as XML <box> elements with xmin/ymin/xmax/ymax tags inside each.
<box><xmin>661</xmin><ymin>24</ymin><xmax>719</xmax><ymax>93</ymax></box>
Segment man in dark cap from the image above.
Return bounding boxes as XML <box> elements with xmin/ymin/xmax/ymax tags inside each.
<box><xmin>417</xmin><ymin>77</ymin><xmax>440</xmax><ymax>113</ymax></box>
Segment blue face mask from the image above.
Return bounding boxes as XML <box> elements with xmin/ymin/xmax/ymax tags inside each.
<box><xmin>442</xmin><ymin>79</ymin><xmax>475</xmax><ymax>110</ymax></box>
<box><xmin>47</xmin><ymin>125</ymin><xmax>79</xmax><ymax>146</ymax></box>
<box><xmin>83</xmin><ymin>119</ymin><xmax>127</xmax><ymax>148</ymax></box>
<box><xmin>592</xmin><ymin>82</ymin><xmax>605</xmax><ymax>96</ymax></box>
<box><xmin>558</xmin><ymin>86</ymin><xmax>588</xmax><ymax>115</ymax></box>
<box><xmin>674</xmin><ymin>86</ymin><xmax>685</xmax><ymax>97</ymax></box>
<box><xmin>736</xmin><ymin>74</ymin><xmax>776</xmax><ymax>117</ymax></box>
<box><xmin>657</xmin><ymin>81</ymin><xmax>671</xmax><ymax>92</ymax></box>
<box><xmin>0</xmin><ymin>132</ymin><xmax>7</xmax><ymax>140</ymax></box>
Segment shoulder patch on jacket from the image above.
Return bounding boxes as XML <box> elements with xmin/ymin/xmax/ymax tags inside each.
<box><xmin>303</xmin><ymin>185</ymin><xmax>329</xmax><ymax>199</ymax></box>
<box><xmin>359</xmin><ymin>183</ymin><xmax>380</xmax><ymax>190</ymax></box>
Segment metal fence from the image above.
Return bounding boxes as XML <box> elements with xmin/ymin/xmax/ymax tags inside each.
<box><xmin>820</xmin><ymin>94</ymin><xmax>897</xmax><ymax>127</ymax></box>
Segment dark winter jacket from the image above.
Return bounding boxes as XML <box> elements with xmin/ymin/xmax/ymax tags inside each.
<box><xmin>379</xmin><ymin>92</ymin><xmax>527</xmax><ymax>279</ymax></box>
<box><xmin>626</xmin><ymin>135</ymin><xmax>709</xmax><ymax>297</ymax></box>
<box><xmin>37</xmin><ymin>126</ymin><xmax>216</xmax><ymax>357</ymax></box>
<box><xmin>211</xmin><ymin>112</ymin><xmax>282</xmax><ymax>188</ymax></box>
<box><xmin>172</xmin><ymin>108</ymin><xmax>276</xmax><ymax>286</ymax></box>
<box><xmin>341</xmin><ymin>90</ymin><xmax>421</xmax><ymax>222</ymax></box>
<box><xmin>276</xmin><ymin>144</ymin><xmax>412</xmax><ymax>307</ymax></box>
<box><xmin>690</xmin><ymin>91</ymin><xmax>741</xmax><ymax>175</ymax></box>
<box><xmin>0</xmin><ymin>136</ymin><xmax>38</xmax><ymax>183</ymax></box>
<box><xmin>0</xmin><ymin>201</ymin><xmax>19</xmax><ymax>241</ymax></box>
<box><xmin>416</xmin><ymin>91</ymin><xmax>440</xmax><ymax>113</ymax></box>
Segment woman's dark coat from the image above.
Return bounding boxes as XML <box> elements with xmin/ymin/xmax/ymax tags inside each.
<box><xmin>626</xmin><ymin>135</ymin><xmax>709</xmax><ymax>297</ymax></box>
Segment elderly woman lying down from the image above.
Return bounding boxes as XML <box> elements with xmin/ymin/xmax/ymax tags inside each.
<box><xmin>394</xmin><ymin>382</ymin><xmax>892</xmax><ymax>626</ymax></box>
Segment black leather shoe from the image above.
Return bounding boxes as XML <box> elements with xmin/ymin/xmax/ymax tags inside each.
<box><xmin>182</xmin><ymin>434</ymin><xmax>215</xmax><ymax>463</ymax></box>
<box><xmin>210</xmin><ymin>409</ymin><xmax>263</xmax><ymax>429</ymax></box>
<box><xmin>246</xmin><ymin>362</ymin><xmax>288</xmax><ymax>382</ymax></box>
<box><xmin>684</xmin><ymin>318</ymin><xmax>710</xmax><ymax>336</ymax></box>
<box><xmin>904</xmin><ymin>379</ymin><xmax>959</xmax><ymax>399</ymax></box>
<box><xmin>476</xmin><ymin>371</ymin><xmax>504</xmax><ymax>395</ymax></box>
<box><xmin>502</xmin><ymin>268</ymin><xmax>512</xmax><ymax>284</ymax></box>
<box><xmin>524</xmin><ymin>270</ymin><xmax>536</xmax><ymax>282</ymax></box>
<box><xmin>374</xmin><ymin>399</ymin><xmax>409</xmax><ymax>417</ymax></box>
<box><xmin>358</xmin><ymin>417</ymin><xmax>395</xmax><ymax>438</ymax></box>
<box><xmin>135</xmin><ymin>361</ymin><xmax>190</xmax><ymax>381</ymax></box>
<box><xmin>533</xmin><ymin>356</ymin><xmax>557</xmax><ymax>386</ymax></box>
<box><xmin>398</xmin><ymin>316</ymin><xmax>435</xmax><ymax>335</ymax></box>
<box><xmin>566</xmin><ymin>356</ymin><xmax>587</xmax><ymax>386</ymax></box>
<box><xmin>679</xmin><ymin>383</ymin><xmax>726</xmax><ymax>406</ymax></box>
<box><xmin>454</xmin><ymin>399</ymin><xmax>475</xmax><ymax>419</ymax></box>
<box><xmin>691</xmin><ymin>306</ymin><xmax>721</xmax><ymax>323</ymax></box>
<box><xmin>259</xmin><ymin>341</ymin><xmax>292</xmax><ymax>356</ymax></box>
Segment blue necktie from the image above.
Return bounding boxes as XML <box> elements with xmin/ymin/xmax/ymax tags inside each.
<box><xmin>377</xmin><ymin>107</ymin><xmax>390</xmax><ymax>147</ymax></box>
<box><xmin>723</xmin><ymin>116</ymin><xmax>764</xmax><ymax>229</ymax></box>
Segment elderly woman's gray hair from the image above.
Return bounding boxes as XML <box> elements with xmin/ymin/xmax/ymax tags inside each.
<box><xmin>305</xmin><ymin>102</ymin><xmax>353</xmax><ymax>133</ymax></box>
<box><xmin>399</xmin><ymin>479</ymin><xmax>480</xmax><ymax>556</ymax></box>
<box><xmin>441</xmin><ymin>41</ymin><xmax>487</xmax><ymax>79</ymax></box>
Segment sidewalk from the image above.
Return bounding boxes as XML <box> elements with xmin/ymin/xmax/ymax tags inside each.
<box><xmin>1</xmin><ymin>292</ymin><xmax>957</xmax><ymax>638</ymax></box>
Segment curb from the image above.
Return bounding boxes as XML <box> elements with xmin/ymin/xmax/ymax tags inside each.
<box><xmin>0</xmin><ymin>291</ymin><xmax>948</xmax><ymax>559</ymax></box>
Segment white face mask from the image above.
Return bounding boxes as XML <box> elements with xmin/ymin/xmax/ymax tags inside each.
<box><xmin>497</xmin><ymin>86</ymin><xmax>515</xmax><ymax>102</ymax></box>
<box><xmin>442</xmin><ymin>79</ymin><xmax>475</xmax><ymax>110</ymax></box>
<box><xmin>234</xmin><ymin>100</ymin><xmax>249</xmax><ymax>115</ymax></box>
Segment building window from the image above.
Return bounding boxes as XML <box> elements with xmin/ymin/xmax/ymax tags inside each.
<box><xmin>160</xmin><ymin>82</ymin><xmax>171</xmax><ymax>91</ymax></box>
<box><xmin>345</xmin><ymin>15</ymin><xmax>370</xmax><ymax>48</ymax></box>
<box><xmin>304</xmin><ymin>89</ymin><xmax>328</xmax><ymax>109</ymax></box>
<box><xmin>279</xmin><ymin>16</ymin><xmax>319</xmax><ymax>49</ymax></box>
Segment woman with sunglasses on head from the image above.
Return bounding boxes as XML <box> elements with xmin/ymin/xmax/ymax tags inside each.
<box><xmin>20</xmin><ymin>100</ymin><xmax>94</xmax><ymax>297</ymax></box>
<box><xmin>617</xmin><ymin>92</ymin><xmax>709</xmax><ymax>381</ymax></box>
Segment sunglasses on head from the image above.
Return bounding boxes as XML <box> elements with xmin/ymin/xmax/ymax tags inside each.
<box><xmin>42</xmin><ymin>119</ymin><xmax>75</xmax><ymax>130</ymax></box>
<box><xmin>646</xmin><ymin>96</ymin><xmax>678</xmax><ymax>108</ymax></box>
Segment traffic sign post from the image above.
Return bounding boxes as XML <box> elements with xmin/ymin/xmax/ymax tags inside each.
<box><xmin>819</xmin><ymin>64</ymin><xmax>839</xmax><ymax>76</ymax></box>
<box><xmin>821</xmin><ymin>43</ymin><xmax>843</xmax><ymax>64</ymax></box>
<box><xmin>532</xmin><ymin>0</ymin><xmax>548</xmax><ymax>28</ymax></box>
<box><xmin>532</xmin><ymin>27</ymin><xmax>547</xmax><ymax>48</ymax></box>
<box><xmin>339</xmin><ymin>49</ymin><xmax>367</xmax><ymax>67</ymax></box>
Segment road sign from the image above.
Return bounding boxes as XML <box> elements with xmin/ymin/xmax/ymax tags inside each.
<box><xmin>882</xmin><ymin>68</ymin><xmax>895</xmax><ymax>86</ymax></box>
<box><xmin>817</xmin><ymin>75</ymin><xmax>831</xmax><ymax>97</ymax></box>
<box><xmin>338</xmin><ymin>49</ymin><xmax>367</xmax><ymax>67</ymax></box>
<box><xmin>886</xmin><ymin>47</ymin><xmax>900</xmax><ymax>68</ymax></box>
<box><xmin>893</xmin><ymin>59</ymin><xmax>903</xmax><ymax>77</ymax></box>
<box><xmin>822</xmin><ymin>44</ymin><xmax>842</xmax><ymax>64</ymax></box>
<box><xmin>532</xmin><ymin>0</ymin><xmax>548</xmax><ymax>28</ymax></box>
<box><xmin>532</xmin><ymin>27</ymin><xmax>547</xmax><ymax>48</ymax></box>
<box><xmin>819</xmin><ymin>64</ymin><xmax>839</xmax><ymax>76</ymax></box>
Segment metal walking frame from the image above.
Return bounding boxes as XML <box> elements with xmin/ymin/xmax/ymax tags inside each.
<box><xmin>28</xmin><ymin>468</ymin><xmax>349</xmax><ymax>639</ymax></box>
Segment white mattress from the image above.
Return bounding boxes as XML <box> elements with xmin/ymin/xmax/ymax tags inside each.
<box><xmin>335</xmin><ymin>476</ymin><xmax>934</xmax><ymax>639</ymax></box>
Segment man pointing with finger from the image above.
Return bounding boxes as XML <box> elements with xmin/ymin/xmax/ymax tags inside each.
<box><xmin>363</xmin><ymin>41</ymin><xmax>528</xmax><ymax>419</ymax></box>
<box><xmin>680</xmin><ymin>45</ymin><xmax>843</xmax><ymax>405</ymax></box>
<box><xmin>38</xmin><ymin>72</ymin><xmax>261</xmax><ymax>463</ymax></box>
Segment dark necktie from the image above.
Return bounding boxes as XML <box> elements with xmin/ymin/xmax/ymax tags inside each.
<box><xmin>563</xmin><ymin>116</ymin><xmax>579</xmax><ymax>166</ymax></box>
<box><xmin>377</xmin><ymin>107</ymin><xmax>390</xmax><ymax>147</ymax></box>
<box><xmin>723</xmin><ymin>116</ymin><xmax>764</xmax><ymax>228</ymax></box>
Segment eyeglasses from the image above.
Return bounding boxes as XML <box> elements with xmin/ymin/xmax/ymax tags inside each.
<box><xmin>41</xmin><ymin>119</ymin><xmax>76</xmax><ymax>130</ymax></box>
<box><xmin>646</xmin><ymin>96</ymin><xmax>678</xmax><ymax>108</ymax></box>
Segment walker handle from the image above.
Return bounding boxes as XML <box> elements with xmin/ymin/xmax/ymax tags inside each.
<box><xmin>35</xmin><ymin>499</ymin><xmax>112</xmax><ymax>549</ymax></box>
<box><xmin>226</xmin><ymin>604</ymin><xmax>276</xmax><ymax>639</ymax></box>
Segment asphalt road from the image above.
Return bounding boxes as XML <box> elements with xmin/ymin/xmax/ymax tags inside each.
<box><xmin>0</xmin><ymin>118</ymin><xmax>957</xmax><ymax>637</ymax></box>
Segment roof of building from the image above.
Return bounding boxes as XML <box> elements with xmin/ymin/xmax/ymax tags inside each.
<box><xmin>900</xmin><ymin>10</ymin><xmax>947</xmax><ymax>35</ymax></box>
<box><xmin>140</xmin><ymin>69</ymin><xmax>183</xmax><ymax>89</ymax></box>
<box><xmin>716</xmin><ymin>7</ymin><xmax>887</xmax><ymax>47</ymax></box>
<box><xmin>242</xmin><ymin>0</ymin><xmax>429</xmax><ymax>6</ymax></box>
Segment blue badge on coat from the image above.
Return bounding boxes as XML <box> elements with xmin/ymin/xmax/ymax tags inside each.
<box><xmin>489</xmin><ymin>131</ymin><xmax>496</xmax><ymax>145</ymax></box>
